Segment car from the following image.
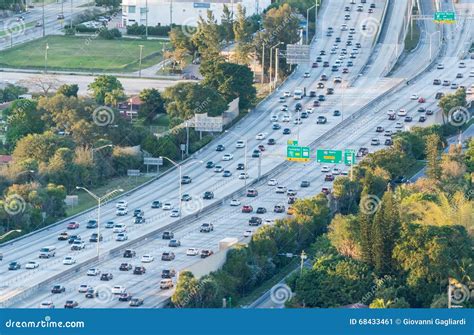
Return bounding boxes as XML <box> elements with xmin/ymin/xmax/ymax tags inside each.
<box><xmin>57</xmin><ymin>13</ymin><xmax>64</xmax><ymax>19</ymax></box>
<box><xmin>161</xmin><ymin>231</ymin><xmax>175</xmax><ymax>241</ymax></box>
<box><xmin>116</xmin><ymin>233</ymin><xmax>128</xmax><ymax>241</ymax></box>
<box><xmin>113</xmin><ymin>224</ymin><xmax>127</xmax><ymax>233</ymax></box>
<box><xmin>201</xmin><ymin>249</ymin><xmax>214</xmax><ymax>258</ymax></box>
<box><xmin>169</xmin><ymin>239</ymin><xmax>181</xmax><ymax>247</ymax></box>
<box><xmin>236</xmin><ymin>140</ymin><xmax>246</xmax><ymax>148</ymax></box>
<box><xmin>442</xmin><ymin>80</ymin><xmax>450</xmax><ymax>86</ymax></box>
<box><xmin>276</xmin><ymin>186</ymin><xmax>287</xmax><ymax>194</ymax></box>
<box><xmin>181</xmin><ymin>194</ymin><xmax>192</xmax><ymax>202</ymax></box>
<box><xmin>214</xmin><ymin>165</ymin><xmax>224</xmax><ymax>173</ymax></box>
<box><xmin>371</xmin><ymin>138</ymin><xmax>380</xmax><ymax>146</ymax></box>
<box><xmin>435</xmin><ymin>92</ymin><xmax>444</xmax><ymax>99</ymax></box>
<box><xmin>133</xmin><ymin>266</ymin><xmax>146</xmax><ymax>275</ymax></box>
<box><xmin>105</xmin><ymin>221</ymin><xmax>115</xmax><ymax>228</ymax></box>
<box><xmin>469</xmin><ymin>70</ymin><xmax>474</xmax><ymax>77</ymax></box>
<box><xmin>57</xmin><ymin>232</ymin><xmax>69</xmax><ymax>241</ymax></box>
<box><xmin>203</xmin><ymin>191</ymin><xmax>214</xmax><ymax>199</ymax></box>
<box><xmin>186</xmin><ymin>248</ymin><xmax>199</xmax><ymax>256</ymax></box>
<box><xmin>376</xmin><ymin>126</ymin><xmax>384</xmax><ymax>133</ymax></box>
<box><xmin>100</xmin><ymin>273</ymin><xmax>113</xmax><ymax>281</ymax></box>
<box><xmin>418</xmin><ymin>115</ymin><xmax>426</xmax><ymax>122</ymax></box>
<box><xmin>119</xmin><ymin>263</ymin><xmax>133</xmax><ymax>271</ymax></box>
<box><xmin>410</xmin><ymin>94</ymin><xmax>419</xmax><ymax>100</ymax></box>
<box><xmin>68</xmin><ymin>234</ymin><xmax>80</xmax><ymax>243</ymax></box>
<box><xmin>222</xmin><ymin>153</ymin><xmax>233</xmax><ymax>161</ymax></box>
<box><xmin>78</xmin><ymin>284</ymin><xmax>91</xmax><ymax>293</ymax></box>
<box><xmin>161</xmin><ymin>252</ymin><xmax>176</xmax><ymax>261</ymax></box>
<box><xmin>300</xmin><ymin>180</ymin><xmax>310</xmax><ymax>188</ymax></box>
<box><xmin>458</xmin><ymin>62</ymin><xmax>466</xmax><ymax>68</ymax></box>
<box><xmin>268</xmin><ymin>179</ymin><xmax>278</xmax><ymax>186</ymax></box>
<box><xmin>325</xmin><ymin>174</ymin><xmax>334</xmax><ymax>181</ymax></box>
<box><xmin>332</xmin><ymin>168</ymin><xmax>341</xmax><ymax>175</ymax></box>
<box><xmin>141</xmin><ymin>254</ymin><xmax>154</xmax><ymax>263</ymax></box>
<box><xmin>258</xmin><ymin>144</ymin><xmax>266</xmax><ymax>151</ymax></box>
<box><xmin>321</xmin><ymin>165</ymin><xmax>330</xmax><ymax>173</ymax></box>
<box><xmin>25</xmin><ymin>261</ymin><xmax>39</xmax><ymax>269</ymax></box>
<box><xmin>170</xmin><ymin>209</ymin><xmax>180</xmax><ymax>217</ymax></box>
<box><xmin>249</xmin><ymin>217</ymin><xmax>263</xmax><ymax>226</ymax></box>
<box><xmin>282</xmin><ymin>114</ymin><xmax>291</xmax><ymax>122</ymax></box>
<box><xmin>303</xmin><ymin>72</ymin><xmax>310</xmax><ymax>78</ymax></box>
<box><xmin>205</xmin><ymin>161</ymin><xmax>215</xmax><ymax>169</ymax></box>
<box><xmin>272</xmin><ymin>123</ymin><xmax>281</xmax><ymax>130</ymax></box>
<box><xmin>404</xmin><ymin>116</ymin><xmax>413</xmax><ymax>122</ymax></box>
<box><xmin>456</xmin><ymin>73</ymin><xmax>463</xmax><ymax>79</ymax></box>
<box><xmin>244</xmin><ymin>230</ymin><xmax>253</xmax><ymax>238</ymax></box>
<box><xmin>397</xmin><ymin>109</ymin><xmax>407</xmax><ymax>116</ymax></box>
<box><xmin>252</xmin><ymin>150</ymin><xmax>260</xmax><ymax>158</ymax></box>
<box><xmin>246</xmin><ymin>189</ymin><xmax>258</xmax><ymax>197</ymax></box>
<box><xmin>283</xmin><ymin>128</ymin><xmax>291</xmax><ymax>135</ymax></box>
<box><xmin>317</xmin><ymin>116</ymin><xmax>327</xmax><ymax>124</ymax></box>
<box><xmin>256</xmin><ymin>207</ymin><xmax>267</xmax><ymax>214</ymax></box>
<box><xmin>274</xmin><ymin>205</ymin><xmax>286</xmax><ymax>213</ymax></box>
<box><xmin>63</xmin><ymin>256</ymin><xmax>76</xmax><ymax>265</ymax></box>
<box><xmin>118</xmin><ymin>293</ymin><xmax>133</xmax><ymax>302</ymax></box>
<box><xmin>385</xmin><ymin>138</ymin><xmax>393</xmax><ymax>146</ymax></box>
<box><xmin>451</xmin><ymin>83</ymin><xmax>458</xmax><ymax>89</ymax></box>
<box><xmin>133</xmin><ymin>209</ymin><xmax>144</xmax><ymax>217</ymax></box>
<box><xmin>134</xmin><ymin>216</ymin><xmax>146</xmax><ymax>224</ymax></box>
<box><xmin>418</xmin><ymin>107</ymin><xmax>426</xmax><ymax>113</ymax></box>
<box><xmin>313</xmin><ymin>100</ymin><xmax>320</xmax><ymax>107</ymax></box>
<box><xmin>384</xmin><ymin>130</ymin><xmax>393</xmax><ymax>137</ymax></box>
<box><xmin>395</xmin><ymin>122</ymin><xmax>403</xmax><ymax>129</ymax></box>
<box><xmin>67</xmin><ymin>221</ymin><xmax>80</xmax><ymax>229</ymax></box>
<box><xmin>160</xmin><ymin>279</ymin><xmax>174</xmax><ymax>289</ymax></box>
<box><xmin>238</xmin><ymin>172</ymin><xmax>249</xmax><ymax>179</ymax></box>
<box><xmin>39</xmin><ymin>301</ymin><xmax>55</xmax><ymax>309</ymax></box>
<box><xmin>116</xmin><ymin>200</ymin><xmax>128</xmax><ymax>208</ymax></box>
<box><xmin>433</xmin><ymin>79</ymin><xmax>441</xmax><ymax>85</ymax></box>
<box><xmin>87</xmin><ymin>268</ymin><xmax>101</xmax><ymax>276</ymax></box>
<box><xmin>200</xmin><ymin>223</ymin><xmax>214</xmax><ymax>232</ymax></box>
<box><xmin>85</xmin><ymin>288</ymin><xmax>98</xmax><ymax>299</ymax></box>
<box><xmin>437</xmin><ymin>63</ymin><xmax>444</xmax><ymax>69</ymax></box>
<box><xmin>267</xmin><ymin>138</ymin><xmax>276</xmax><ymax>145</ymax></box>
<box><xmin>284</xmin><ymin>91</ymin><xmax>292</xmax><ymax>97</ymax></box>
<box><xmin>89</xmin><ymin>233</ymin><xmax>103</xmax><ymax>242</ymax></box>
<box><xmin>64</xmin><ymin>300</ymin><xmax>78</xmax><ymax>309</ymax></box>
<box><xmin>278</xmin><ymin>96</ymin><xmax>286</xmax><ymax>103</ymax></box>
<box><xmin>162</xmin><ymin>269</ymin><xmax>176</xmax><ymax>278</ymax></box>
<box><xmin>319</xmin><ymin>50</ymin><xmax>326</xmax><ymax>55</ymax></box>
<box><xmin>71</xmin><ymin>240</ymin><xmax>85</xmax><ymax>251</ymax></box>
<box><xmin>216</xmin><ymin>144</ymin><xmax>225</xmax><ymax>151</ymax></box>
<box><xmin>129</xmin><ymin>298</ymin><xmax>144</xmax><ymax>307</ymax></box>
<box><xmin>116</xmin><ymin>207</ymin><xmax>128</xmax><ymax>216</ymax></box>
<box><xmin>321</xmin><ymin>187</ymin><xmax>331</xmax><ymax>195</ymax></box>
<box><xmin>241</xmin><ymin>205</ymin><xmax>253</xmax><ymax>213</ymax></box>
<box><xmin>181</xmin><ymin>175</ymin><xmax>192</xmax><ymax>184</ymax></box>
<box><xmin>230</xmin><ymin>199</ymin><xmax>241</xmax><ymax>206</ymax></box>
<box><xmin>112</xmin><ymin>285</ymin><xmax>126</xmax><ymax>295</ymax></box>
<box><xmin>418</xmin><ymin>97</ymin><xmax>426</xmax><ymax>103</ymax></box>
<box><xmin>318</xmin><ymin>95</ymin><xmax>325</xmax><ymax>101</ymax></box>
<box><xmin>287</xmin><ymin>189</ymin><xmax>297</xmax><ymax>197</ymax></box>
<box><xmin>309</xmin><ymin>91</ymin><xmax>317</xmax><ymax>98</ymax></box>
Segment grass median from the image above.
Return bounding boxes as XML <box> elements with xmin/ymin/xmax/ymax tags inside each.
<box><xmin>0</xmin><ymin>35</ymin><xmax>165</xmax><ymax>72</ymax></box>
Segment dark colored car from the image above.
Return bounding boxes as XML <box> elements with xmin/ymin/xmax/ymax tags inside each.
<box><xmin>237</xmin><ymin>163</ymin><xmax>245</xmax><ymax>170</ymax></box>
<box><xmin>151</xmin><ymin>200</ymin><xmax>161</xmax><ymax>208</ymax></box>
<box><xmin>267</xmin><ymin>138</ymin><xmax>276</xmax><ymax>145</ymax></box>
<box><xmin>317</xmin><ymin>116</ymin><xmax>327</xmax><ymax>124</ymax></box>
<box><xmin>418</xmin><ymin>115</ymin><xmax>426</xmax><ymax>122</ymax></box>
<box><xmin>274</xmin><ymin>205</ymin><xmax>285</xmax><ymax>213</ymax></box>
<box><xmin>68</xmin><ymin>235</ymin><xmax>80</xmax><ymax>244</ymax></box>
<box><xmin>100</xmin><ymin>273</ymin><xmax>113</xmax><ymax>281</ymax></box>
<box><xmin>119</xmin><ymin>293</ymin><xmax>132</xmax><ymax>301</ymax></box>
<box><xmin>51</xmin><ymin>285</ymin><xmax>65</xmax><ymax>294</ymax></box>
<box><xmin>85</xmin><ymin>289</ymin><xmax>98</xmax><ymax>299</ymax></box>
<box><xmin>8</xmin><ymin>261</ymin><xmax>20</xmax><ymax>270</ymax></box>
<box><xmin>300</xmin><ymin>180</ymin><xmax>310</xmax><ymax>187</ymax></box>
<box><xmin>385</xmin><ymin>138</ymin><xmax>393</xmax><ymax>146</ymax></box>
<box><xmin>123</xmin><ymin>249</ymin><xmax>136</xmax><ymax>258</ymax></box>
<box><xmin>252</xmin><ymin>150</ymin><xmax>260</xmax><ymax>158</ymax></box>
<box><xmin>86</xmin><ymin>220</ymin><xmax>98</xmax><ymax>228</ymax></box>
<box><xmin>134</xmin><ymin>216</ymin><xmax>146</xmax><ymax>224</ymax></box>
<box><xmin>249</xmin><ymin>217</ymin><xmax>262</xmax><ymax>226</ymax></box>
<box><xmin>162</xmin><ymin>231</ymin><xmax>174</xmax><ymax>240</ymax></box>
<box><xmin>203</xmin><ymin>191</ymin><xmax>214</xmax><ymax>199</ymax></box>
<box><xmin>216</xmin><ymin>144</ymin><xmax>225</xmax><ymax>151</ymax></box>
<box><xmin>200</xmin><ymin>223</ymin><xmax>214</xmax><ymax>233</ymax></box>
<box><xmin>333</xmin><ymin>110</ymin><xmax>341</xmax><ymax>116</ymax></box>
<box><xmin>325</xmin><ymin>174</ymin><xmax>335</xmax><ymax>181</ymax></box>
<box><xmin>119</xmin><ymin>263</ymin><xmax>133</xmax><ymax>271</ymax></box>
<box><xmin>200</xmin><ymin>249</ymin><xmax>214</xmax><ymax>258</ymax></box>
<box><xmin>161</xmin><ymin>252</ymin><xmax>176</xmax><ymax>261</ymax></box>
<box><xmin>404</xmin><ymin>116</ymin><xmax>413</xmax><ymax>122</ymax></box>
<box><xmin>272</xmin><ymin>123</ymin><xmax>281</xmax><ymax>130</ymax></box>
<box><xmin>64</xmin><ymin>300</ymin><xmax>78</xmax><ymax>308</ymax></box>
<box><xmin>133</xmin><ymin>266</ymin><xmax>146</xmax><ymax>275</ymax></box>
<box><xmin>133</xmin><ymin>209</ymin><xmax>144</xmax><ymax>217</ymax></box>
<box><xmin>161</xmin><ymin>269</ymin><xmax>176</xmax><ymax>278</ymax></box>
<box><xmin>283</xmin><ymin>128</ymin><xmax>291</xmax><ymax>135</ymax></box>
<box><xmin>89</xmin><ymin>233</ymin><xmax>103</xmax><ymax>242</ymax></box>
<box><xmin>256</xmin><ymin>207</ymin><xmax>267</xmax><ymax>214</ymax></box>
<box><xmin>318</xmin><ymin>95</ymin><xmax>326</xmax><ymax>101</ymax></box>
<box><xmin>205</xmin><ymin>161</ymin><xmax>215</xmax><ymax>168</ymax></box>
<box><xmin>426</xmin><ymin>109</ymin><xmax>434</xmax><ymax>115</ymax></box>
<box><xmin>309</xmin><ymin>90</ymin><xmax>317</xmax><ymax>97</ymax></box>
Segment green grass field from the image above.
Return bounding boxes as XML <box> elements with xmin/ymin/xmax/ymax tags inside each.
<box><xmin>0</xmin><ymin>36</ymin><xmax>165</xmax><ymax>72</ymax></box>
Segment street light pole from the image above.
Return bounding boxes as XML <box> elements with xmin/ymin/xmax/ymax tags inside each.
<box><xmin>138</xmin><ymin>44</ymin><xmax>144</xmax><ymax>77</ymax></box>
<box><xmin>261</xmin><ymin>43</ymin><xmax>265</xmax><ymax>84</ymax></box>
<box><xmin>42</xmin><ymin>0</ymin><xmax>45</xmax><ymax>37</ymax></box>
<box><xmin>91</xmin><ymin>144</ymin><xmax>113</xmax><ymax>161</ymax></box>
<box><xmin>44</xmin><ymin>43</ymin><xmax>49</xmax><ymax>73</ymax></box>
<box><xmin>0</xmin><ymin>230</ymin><xmax>22</xmax><ymax>240</ymax></box>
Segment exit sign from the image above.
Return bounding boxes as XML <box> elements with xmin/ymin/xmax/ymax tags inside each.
<box><xmin>434</xmin><ymin>11</ymin><xmax>456</xmax><ymax>24</ymax></box>
<box><xmin>287</xmin><ymin>145</ymin><xmax>310</xmax><ymax>162</ymax></box>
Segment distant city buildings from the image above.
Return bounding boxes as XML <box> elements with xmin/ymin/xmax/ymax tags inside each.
<box><xmin>121</xmin><ymin>0</ymin><xmax>271</xmax><ymax>27</ymax></box>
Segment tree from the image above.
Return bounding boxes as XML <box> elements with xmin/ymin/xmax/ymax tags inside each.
<box><xmin>0</xmin><ymin>83</ymin><xmax>28</xmax><ymax>102</ymax></box>
<box><xmin>332</xmin><ymin>177</ymin><xmax>361</xmax><ymax>214</ymax></box>
<box><xmin>56</xmin><ymin>84</ymin><xmax>79</xmax><ymax>97</ymax></box>
<box><xmin>171</xmin><ymin>271</ymin><xmax>201</xmax><ymax>307</ymax></box>
<box><xmin>104</xmin><ymin>88</ymin><xmax>125</xmax><ymax>107</ymax></box>
<box><xmin>95</xmin><ymin>0</ymin><xmax>121</xmax><ymax>9</ymax></box>
<box><xmin>21</xmin><ymin>76</ymin><xmax>60</xmax><ymax>96</ymax></box>
<box><xmin>192</xmin><ymin>11</ymin><xmax>224</xmax><ymax>75</ymax></box>
<box><xmin>328</xmin><ymin>214</ymin><xmax>361</xmax><ymax>259</ymax></box>
<box><xmin>202</xmin><ymin>62</ymin><xmax>256</xmax><ymax>109</ymax></box>
<box><xmin>358</xmin><ymin>187</ymin><xmax>374</xmax><ymax>264</ymax></box>
<box><xmin>233</xmin><ymin>4</ymin><xmax>252</xmax><ymax>64</ymax></box>
<box><xmin>168</xmin><ymin>27</ymin><xmax>197</xmax><ymax>57</ymax></box>
<box><xmin>88</xmin><ymin>75</ymin><xmax>124</xmax><ymax>104</ymax></box>
<box><xmin>438</xmin><ymin>88</ymin><xmax>467</xmax><ymax>124</ymax></box>
<box><xmin>425</xmin><ymin>133</ymin><xmax>441</xmax><ymax>180</ymax></box>
<box><xmin>138</xmin><ymin>88</ymin><xmax>165</xmax><ymax>122</ymax></box>
<box><xmin>5</xmin><ymin>99</ymin><xmax>45</xmax><ymax>148</ymax></box>
<box><xmin>221</xmin><ymin>5</ymin><xmax>234</xmax><ymax>45</ymax></box>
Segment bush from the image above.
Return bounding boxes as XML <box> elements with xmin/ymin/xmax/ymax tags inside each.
<box><xmin>98</xmin><ymin>28</ymin><xmax>122</xmax><ymax>40</ymax></box>
<box><xmin>126</xmin><ymin>23</ymin><xmax>174</xmax><ymax>36</ymax></box>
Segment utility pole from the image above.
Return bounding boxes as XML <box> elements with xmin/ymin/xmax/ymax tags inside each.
<box><xmin>44</xmin><ymin>43</ymin><xmax>49</xmax><ymax>73</ymax></box>
<box><xmin>42</xmin><ymin>0</ymin><xmax>45</xmax><ymax>37</ymax></box>
<box><xmin>274</xmin><ymin>47</ymin><xmax>279</xmax><ymax>89</ymax></box>
<box><xmin>70</xmin><ymin>0</ymin><xmax>73</xmax><ymax>28</ymax></box>
<box><xmin>145</xmin><ymin>0</ymin><xmax>148</xmax><ymax>39</ymax></box>
<box><xmin>261</xmin><ymin>43</ymin><xmax>265</xmax><ymax>84</ymax></box>
<box><xmin>138</xmin><ymin>45</ymin><xmax>144</xmax><ymax>77</ymax></box>
<box><xmin>170</xmin><ymin>0</ymin><xmax>173</xmax><ymax>26</ymax></box>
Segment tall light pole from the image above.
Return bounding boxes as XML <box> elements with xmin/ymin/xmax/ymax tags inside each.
<box><xmin>261</xmin><ymin>42</ymin><xmax>265</xmax><ymax>84</ymax></box>
<box><xmin>44</xmin><ymin>43</ymin><xmax>49</xmax><ymax>73</ymax></box>
<box><xmin>159</xmin><ymin>157</ymin><xmax>203</xmax><ymax>215</ymax></box>
<box><xmin>42</xmin><ymin>0</ymin><xmax>45</xmax><ymax>37</ymax></box>
<box><xmin>76</xmin><ymin>187</ymin><xmax>123</xmax><ymax>258</ymax></box>
<box><xmin>274</xmin><ymin>47</ymin><xmax>280</xmax><ymax>90</ymax></box>
<box><xmin>269</xmin><ymin>42</ymin><xmax>282</xmax><ymax>89</ymax></box>
<box><xmin>225</xmin><ymin>130</ymin><xmax>248</xmax><ymax>188</ymax></box>
<box><xmin>91</xmin><ymin>144</ymin><xmax>113</xmax><ymax>161</ymax></box>
<box><xmin>145</xmin><ymin>0</ymin><xmax>148</xmax><ymax>39</ymax></box>
<box><xmin>138</xmin><ymin>44</ymin><xmax>144</xmax><ymax>77</ymax></box>
<box><xmin>0</xmin><ymin>230</ymin><xmax>22</xmax><ymax>240</ymax></box>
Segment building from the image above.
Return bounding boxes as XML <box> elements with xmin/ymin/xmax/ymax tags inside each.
<box><xmin>121</xmin><ymin>0</ymin><xmax>271</xmax><ymax>27</ymax></box>
<box><xmin>118</xmin><ymin>95</ymin><xmax>143</xmax><ymax>121</ymax></box>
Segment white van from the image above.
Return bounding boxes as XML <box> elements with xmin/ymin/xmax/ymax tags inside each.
<box><xmin>113</xmin><ymin>224</ymin><xmax>127</xmax><ymax>233</ymax></box>
<box><xmin>293</xmin><ymin>88</ymin><xmax>303</xmax><ymax>100</ymax></box>
<box><xmin>39</xmin><ymin>246</ymin><xmax>56</xmax><ymax>259</ymax></box>
<box><xmin>160</xmin><ymin>279</ymin><xmax>174</xmax><ymax>290</ymax></box>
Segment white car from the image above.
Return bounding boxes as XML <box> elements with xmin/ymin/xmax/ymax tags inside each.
<box><xmin>282</xmin><ymin>115</ymin><xmax>291</xmax><ymax>122</ymax></box>
<box><xmin>270</xmin><ymin>115</ymin><xmax>279</xmax><ymax>122</ymax></box>
<box><xmin>186</xmin><ymin>248</ymin><xmax>199</xmax><ymax>256</ymax></box>
<box><xmin>256</xmin><ymin>133</ymin><xmax>266</xmax><ymax>140</ymax></box>
<box><xmin>303</xmin><ymin>72</ymin><xmax>310</xmax><ymax>78</ymax></box>
<box><xmin>116</xmin><ymin>233</ymin><xmax>128</xmax><ymax>241</ymax></box>
<box><xmin>113</xmin><ymin>224</ymin><xmax>126</xmax><ymax>233</ymax></box>
<box><xmin>112</xmin><ymin>285</ymin><xmax>126</xmax><ymax>295</ymax></box>
<box><xmin>458</xmin><ymin>62</ymin><xmax>466</xmax><ymax>68</ymax></box>
<box><xmin>238</xmin><ymin>172</ymin><xmax>249</xmax><ymax>179</ymax></box>
<box><xmin>450</xmin><ymin>83</ymin><xmax>458</xmax><ymax>89</ymax></box>
<box><xmin>437</xmin><ymin>63</ymin><xmax>444</xmax><ymax>69</ymax></box>
<box><xmin>87</xmin><ymin>268</ymin><xmax>100</xmax><ymax>276</ymax></box>
<box><xmin>384</xmin><ymin>130</ymin><xmax>393</xmax><ymax>137</ymax></box>
<box><xmin>332</xmin><ymin>168</ymin><xmax>341</xmax><ymax>175</ymax></box>
<box><xmin>395</xmin><ymin>122</ymin><xmax>403</xmax><ymax>129</ymax></box>
<box><xmin>293</xmin><ymin>118</ymin><xmax>302</xmax><ymax>125</ymax></box>
<box><xmin>306</xmin><ymin>107</ymin><xmax>314</xmax><ymax>114</ymax></box>
<box><xmin>341</xmin><ymin>24</ymin><xmax>348</xmax><ymax>31</ymax></box>
<box><xmin>222</xmin><ymin>153</ymin><xmax>233</xmax><ymax>161</ymax></box>
<box><xmin>410</xmin><ymin>94</ymin><xmax>418</xmax><ymax>100</ymax></box>
<box><xmin>141</xmin><ymin>254</ymin><xmax>154</xmax><ymax>263</ymax></box>
<box><xmin>116</xmin><ymin>200</ymin><xmax>128</xmax><ymax>208</ymax></box>
<box><xmin>264</xmin><ymin>218</ymin><xmax>274</xmax><ymax>225</ymax></box>
<box><xmin>267</xmin><ymin>179</ymin><xmax>278</xmax><ymax>186</ymax></box>
<box><xmin>170</xmin><ymin>209</ymin><xmax>180</xmax><ymax>217</ymax></box>
<box><xmin>321</xmin><ymin>166</ymin><xmax>330</xmax><ymax>173</ymax></box>
<box><xmin>276</xmin><ymin>186</ymin><xmax>287</xmax><ymax>194</ymax></box>
<box><xmin>284</xmin><ymin>91</ymin><xmax>291</xmax><ymax>97</ymax></box>
<box><xmin>230</xmin><ymin>199</ymin><xmax>241</xmax><ymax>206</ymax></box>
<box><xmin>63</xmin><ymin>256</ymin><xmax>76</xmax><ymax>265</ymax></box>
<box><xmin>116</xmin><ymin>207</ymin><xmax>128</xmax><ymax>216</ymax></box>
<box><xmin>244</xmin><ymin>230</ymin><xmax>253</xmax><ymax>238</ymax></box>
<box><xmin>39</xmin><ymin>301</ymin><xmax>55</xmax><ymax>309</ymax></box>
<box><xmin>397</xmin><ymin>109</ymin><xmax>407</xmax><ymax>116</ymax></box>
<box><xmin>469</xmin><ymin>70</ymin><xmax>474</xmax><ymax>77</ymax></box>
<box><xmin>163</xmin><ymin>203</ymin><xmax>172</xmax><ymax>210</ymax></box>
<box><xmin>371</xmin><ymin>138</ymin><xmax>380</xmax><ymax>145</ymax></box>
<box><xmin>214</xmin><ymin>165</ymin><xmax>224</xmax><ymax>173</ymax></box>
<box><xmin>78</xmin><ymin>284</ymin><xmax>91</xmax><ymax>293</ymax></box>
<box><xmin>25</xmin><ymin>261</ymin><xmax>39</xmax><ymax>269</ymax></box>
<box><xmin>236</xmin><ymin>140</ymin><xmax>246</xmax><ymax>148</ymax></box>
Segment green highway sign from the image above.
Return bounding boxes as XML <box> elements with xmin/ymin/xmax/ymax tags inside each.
<box><xmin>287</xmin><ymin>139</ymin><xmax>298</xmax><ymax>146</ymax></box>
<box><xmin>434</xmin><ymin>11</ymin><xmax>456</xmax><ymax>24</ymax></box>
<box><xmin>344</xmin><ymin>149</ymin><xmax>356</xmax><ymax>165</ymax></box>
<box><xmin>287</xmin><ymin>145</ymin><xmax>310</xmax><ymax>162</ymax></box>
<box><xmin>316</xmin><ymin>149</ymin><xmax>342</xmax><ymax>164</ymax></box>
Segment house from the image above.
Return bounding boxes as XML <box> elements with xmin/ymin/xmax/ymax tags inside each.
<box><xmin>0</xmin><ymin>155</ymin><xmax>13</xmax><ymax>165</ymax></box>
<box><xmin>118</xmin><ymin>96</ymin><xmax>143</xmax><ymax>120</ymax></box>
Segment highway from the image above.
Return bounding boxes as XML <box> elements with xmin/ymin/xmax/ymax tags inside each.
<box><xmin>1</xmin><ymin>0</ymin><xmax>472</xmax><ymax>309</ymax></box>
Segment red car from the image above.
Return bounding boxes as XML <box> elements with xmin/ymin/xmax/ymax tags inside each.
<box><xmin>321</xmin><ymin>187</ymin><xmax>331</xmax><ymax>195</ymax></box>
<box><xmin>342</xmin><ymin>68</ymin><xmax>349</xmax><ymax>74</ymax></box>
<box><xmin>324</xmin><ymin>174</ymin><xmax>334</xmax><ymax>181</ymax></box>
<box><xmin>67</xmin><ymin>221</ymin><xmax>80</xmax><ymax>229</ymax></box>
<box><xmin>418</xmin><ymin>97</ymin><xmax>426</xmax><ymax>103</ymax></box>
<box><xmin>241</xmin><ymin>205</ymin><xmax>253</xmax><ymax>213</ymax></box>
<box><xmin>258</xmin><ymin>144</ymin><xmax>265</xmax><ymax>151</ymax></box>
